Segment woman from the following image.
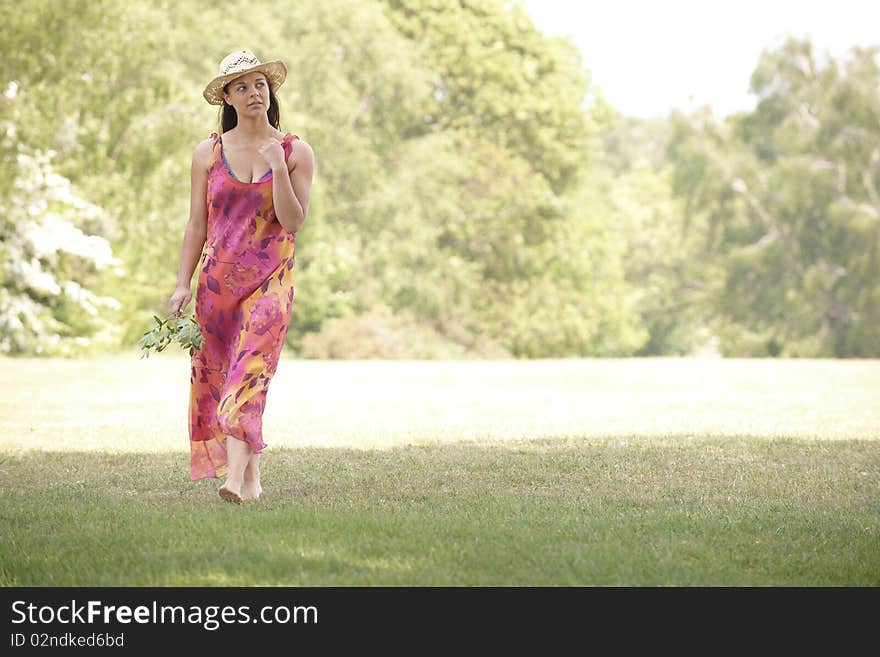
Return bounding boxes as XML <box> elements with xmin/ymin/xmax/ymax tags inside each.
<box><xmin>168</xmin><ymin>49</ymin><xmax>315</xmax><ymax>503</ymax></box>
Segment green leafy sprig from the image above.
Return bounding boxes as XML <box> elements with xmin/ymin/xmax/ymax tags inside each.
<box><xmin>139</xmin><ymin>314</ymin><xmax>205</xmax><ymax>359</ymax></box>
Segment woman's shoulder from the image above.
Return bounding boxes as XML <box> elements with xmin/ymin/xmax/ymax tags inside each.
<box><xmin>285</xmin><ymin>135</ymin><xmax>314</xmax><ymax>174</ymax></box>
<box><xmin>284</xmin><ymin>132</ymin><xmax>311</xmax><ymax>151</ymax></box>
<box><xmin>201</xmin><ymin>132</ymin><xmax>220</xmax><ymax>151</ymax></box>
<box><xmin>287</xmin><ymin>134</ymin><xmax>313</xmax><ymax>158</ymax></box>
<box><xmin>200</xmin><ymin>131</ymin><xmax>219</xmax><ymax>147</ymax></box>
<box><xmin>191</xmin><ymin>133</ymin><xmax>218</xmax><ymax>172</ymax></box>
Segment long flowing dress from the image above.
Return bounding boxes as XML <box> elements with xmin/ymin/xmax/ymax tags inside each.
<box><xmin>188</xmin><ymin>130</ymin><xmax>299</xmax><ymax>481</ymax></box>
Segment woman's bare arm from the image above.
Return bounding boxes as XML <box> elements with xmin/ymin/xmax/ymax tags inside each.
<box><xmin>168</xmin><ymin>141</ymin><xmax>211</xmax><ymax>316</ymax></box>
<box><xmin>175</xmin><ymin>140</ymin><xmax>212</xmax><ymax>288</ymax></box>
<box><xmin>272</xmin><ymin>139</ymin><xmax>315</xmax><ymax>235</ymax></box>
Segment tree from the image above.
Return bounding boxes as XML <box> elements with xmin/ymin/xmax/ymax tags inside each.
<box><xmin>667</xmin><ymin>37</ymin><xmax>880</xmax><ymax>356</ymax></box>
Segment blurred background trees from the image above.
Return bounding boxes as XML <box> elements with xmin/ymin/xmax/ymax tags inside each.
<box><xmin>1</xmin><ymin>0</ymin><xmax>877</xmax><ymax>358</ymax></box>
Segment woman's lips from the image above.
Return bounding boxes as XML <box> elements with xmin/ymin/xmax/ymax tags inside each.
<box><xmin>248</xmin><ymin>102</ymin><xmax>262</xmax><ymax>107</ymax></box>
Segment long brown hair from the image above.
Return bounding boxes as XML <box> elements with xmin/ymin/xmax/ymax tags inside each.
<box><xmin>218</xmin><ymin>79</ymin><xmax>282</xmax><ymax>133</ymax></box>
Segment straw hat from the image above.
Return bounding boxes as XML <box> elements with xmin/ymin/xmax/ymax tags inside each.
<box><xmin>203</xmin><ymin>49</ymin><xmax>287</xmax><ymax>105</ymax></box>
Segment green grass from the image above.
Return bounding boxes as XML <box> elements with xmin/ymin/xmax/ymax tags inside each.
<box><xmin>1</xmin><ymin>353</ymin><xmax>878</xmax><ymax>585</ymax></box>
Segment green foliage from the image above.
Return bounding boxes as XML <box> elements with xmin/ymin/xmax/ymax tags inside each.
<box><xmin>665</xmin><ymin>38</ymin><xmax>880</xmax><ymax>356</ymax></box>
<box><xmin>138</xmin><ymin>313</ymin><xmax>205</xmax><ymax>359</ymax></box>
<box><xmin>300</xmin><ymin>305</ymin><xmax>475</xmax><ymax>359</ymax></box>
<box><xmin>383</xmin><ymin>0</ymin><xmax>594</xmax><ymax>193</ymax></box>
<box><xmin>3</xmin><ymin>2</ymin><xmax>876</xmax><ymax>358</ymax></box>
<box><xmin>0</xmin><ymin>144</ymin><xmax>124</xmax><ymax>355</ymax></box>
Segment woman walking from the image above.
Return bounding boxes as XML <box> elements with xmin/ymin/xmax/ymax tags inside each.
<box><xmin>168</xmin><ymin>49</ymin><xmax>315</xmax><ymax>503</ymax></box>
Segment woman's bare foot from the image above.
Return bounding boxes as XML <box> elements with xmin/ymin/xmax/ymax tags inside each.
<box><xmin>241</xmin><ymin>480</ymin><xmax>263</xmax><ymax>501</ymax></box>
<box><xmin>242</xmin><ymin>452</ymin><xmax>262</xmax><ymax>500</ymax></box>
<box><xmin>219</xmin><ymin>436</ymin><xmax>250</xmax><ymax>504</ymax></box>
<box><xmin>218</xmin><ymin>482</ymin><xmax>242</xmax><ymax>504</ymax></box>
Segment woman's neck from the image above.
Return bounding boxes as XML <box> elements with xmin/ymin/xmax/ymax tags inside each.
<box><xmin>231</xmin><ymin>116</ymin><xmax>274</xmax><ymax>142</ymax></box>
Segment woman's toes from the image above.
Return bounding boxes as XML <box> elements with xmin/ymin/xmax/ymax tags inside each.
<box><xmin>218</xmin><ymin>485</ymin><xmax>242</xmax><ymax>504</ymax></box>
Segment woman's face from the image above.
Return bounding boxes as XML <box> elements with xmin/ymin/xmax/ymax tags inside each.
<box><xmin>223</xmin><ymin>71</ymin><xmax>270</xmax><ymax>113</ymax></box>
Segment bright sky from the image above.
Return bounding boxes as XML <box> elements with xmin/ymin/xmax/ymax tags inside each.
<box><xmin>520</xmin><ymin>0</ymin><xmax>879</xmax><ymax>119</ymax></box>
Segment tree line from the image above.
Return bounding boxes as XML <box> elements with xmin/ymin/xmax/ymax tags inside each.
<box><xmin>1</xmin><ymin>0</ymin><xmax>876</xmax><ymax>358</ymax></box>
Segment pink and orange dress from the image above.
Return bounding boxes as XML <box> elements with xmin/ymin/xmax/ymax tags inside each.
<box><xmin>188</xmin><ymin>130</ymin><xmax>299</xmax><ymax>481</ymax></box>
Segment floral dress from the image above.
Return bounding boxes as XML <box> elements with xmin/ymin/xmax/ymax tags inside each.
<box><xmin>188</xmin><ymin>130</ymin><xmax>299</xmax><ymax>481</ymax></box>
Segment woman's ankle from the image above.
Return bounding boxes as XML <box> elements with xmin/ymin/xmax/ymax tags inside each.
<box><xmin>222</xmin><ymin>475</ymin><xmax>243</xmax><ymax>489</ymax></box>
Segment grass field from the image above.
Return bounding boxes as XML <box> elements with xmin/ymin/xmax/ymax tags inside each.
<box><xmin>1</xmin><ymin>353</ymin><xmax>878</xmax><ymax>585</ymax></box>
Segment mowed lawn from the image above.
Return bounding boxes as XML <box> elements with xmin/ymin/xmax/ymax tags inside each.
<box><xmin>0</xmin><ymin>353</ymin><xmax>878</xmax><ymax>586</ymax></box>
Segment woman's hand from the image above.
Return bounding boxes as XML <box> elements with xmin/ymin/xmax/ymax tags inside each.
<box><xmin>168</xmin><ymin>285</ymin><xmax>192</xmax><ymax>317</ymax></box>
<box><xmin>257</xmin><ymin>137</ymin><xmax>286</xmax><ymax>170</ymax></box>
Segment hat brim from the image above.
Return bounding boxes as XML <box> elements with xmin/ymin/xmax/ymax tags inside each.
<box><xmin>202</xmin><ymin>59</ymin><xmax>287</xmax><ymax>105</ymax></box>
